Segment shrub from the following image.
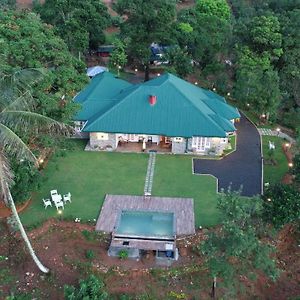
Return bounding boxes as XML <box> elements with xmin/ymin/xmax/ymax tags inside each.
<box><xmin>85</xmin><ymin>249</ymin><xmax>95</xmax><ymax>260</ymax></box>
<box><xmin>64</xmin><ymin>275</ymin><xmax>109</xmax><ymax>300</ymax></box>
<box><xmin>118</xmin><ymin>249</ymin><xmax>128</xmax><ymax>260</ymax></box>
<box><xmin>262</xmin><ymin>184</ymin><xmax>300</xmax><ymax>228</ymax></box>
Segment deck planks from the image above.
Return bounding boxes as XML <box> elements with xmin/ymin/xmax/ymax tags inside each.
<box><xmin>95</xmin><ymin>194</ymin><xmax>195</xmax><ymax>236</ymax></box>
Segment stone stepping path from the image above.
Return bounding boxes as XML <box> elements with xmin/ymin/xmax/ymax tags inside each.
<box><xmin>258</xmin><ymin>128</ymin><xmax>295</xmax><ymax>143</ymax></box>
<box><xmin>258</xmin><ymin>128</ymin><xmax>277</xmax><ymax>136</ymax></box>
<box><xmin>144</xmin><ymin>152</ymin><xmax>156</xmax><ymax>195</ymax></box>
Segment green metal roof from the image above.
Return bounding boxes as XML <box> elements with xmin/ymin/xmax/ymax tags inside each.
<box><xmin>73</xmin><ymin>72</ymin><xmax>132</xmax><ymax>120</ymax></box>
<box><xmin>79</xmin><ymin>72</ymin><xmax>240</xmax><ymax>138</ymax></box>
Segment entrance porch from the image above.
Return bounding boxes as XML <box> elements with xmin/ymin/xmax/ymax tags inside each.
<box><xmin>116</xmin><ymin>141</ymin><xmax>171</xmax><ymax>153</ymax></box>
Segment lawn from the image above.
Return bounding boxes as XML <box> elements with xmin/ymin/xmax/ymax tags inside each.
<box><xmin>152</xmin><ymin>155</ymin><xmax>219</xmax><ymax>227</ymax></box>
<box><xmin>20</xmin><ymin>149</ymin><xmax>219</xmax><ymax>228</ymax></box>
<box><xmin>262</xmin><ymin>136</ymin><xmax>289</xmax><ymax>184</ymax></box>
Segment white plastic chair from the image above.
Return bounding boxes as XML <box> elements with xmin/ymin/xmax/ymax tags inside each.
<box><xmin>43</xmin><ymin>198</ymin><xmax>52</xmax><ymax>209</ymax></box>
<box><xmin>50</xmin><ymin>190</ymin><xmax>58</xmax><ymax>196</ymax></box>
<box><xmin>55</xmin><ymin>201</ymin><xmax>64</xmax><ymax>210</ymax></box>
<box><xmin>63</xmin><ymin>192</ymin><xmax>72</xmax><ymax>204</ymax></box>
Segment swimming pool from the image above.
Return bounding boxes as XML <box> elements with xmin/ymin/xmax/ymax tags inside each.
<box><xmin>115</xmin><ymin>210</ymin><xmax>175</xmax><ymax>238</ymax></box>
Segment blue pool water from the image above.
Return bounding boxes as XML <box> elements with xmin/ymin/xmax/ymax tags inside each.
<box><xmin>115</xmin><ymin>211</ymin><xmax>174</xmax><ymax>238</ymax></box>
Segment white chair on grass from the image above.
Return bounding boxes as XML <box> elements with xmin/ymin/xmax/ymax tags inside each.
<box><xmin>54</xmin><ymin>201</ymin><xmax>64</xmax><ymax>210</ymax></box>
<box><xmin>63</xmin><ymin>192</ymin><xmax>72</xmax><ymax>204</ymax></box>
<box><xmin>50</xmin><ymin>189</ymin><xmax>58</xmax><ymax>196</ymax></box>
<box><xmin>43</xmin><ymin>198</ymin><xmax>52</xmax><ymax>209</ymax></box>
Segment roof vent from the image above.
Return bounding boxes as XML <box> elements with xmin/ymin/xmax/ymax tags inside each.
<box><xmin>149</xmin><ymin>95</ymin><xmax>157</xmax><ymax>106</ymax></box>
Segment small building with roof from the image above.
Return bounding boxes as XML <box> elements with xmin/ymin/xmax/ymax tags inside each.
<box><xmin>74</xmin><ymin>72</ymin><xmax>240</xmax><ymax>155</ymax></box>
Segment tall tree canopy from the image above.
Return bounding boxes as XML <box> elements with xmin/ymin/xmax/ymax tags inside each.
<box><xmin>234</xmin><ymin>47</ymin><xmax>281</xmax><ymax>116</ymax></box>
<box><xmin>0</xmin><ymin>10</ymin><xmax>87</xmax><ymax>124</ymax></box>
<box><xmin>177</xmin><ymin>0</ymin><xmax>232</xmax><ymax>68</ymax></box>
<box><xmin>201</xmin><ymin>191</ymin><xmax>278</xmax><ymax>297</ymax></box>
<box><xmin>34</xmin><ymin>0</ymin><xmax>111</xmax><ymax>54</ymax></box>
<box><xmin>115</xmin><ymin>0</ymin><xmax>177</xmax><ymax>81</ymax></box>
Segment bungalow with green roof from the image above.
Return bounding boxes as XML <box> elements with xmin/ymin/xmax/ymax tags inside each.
<box><xmin>74</xmin><ymin>72</ymin><xmax>240</xmax><ymax>155</ymax></box>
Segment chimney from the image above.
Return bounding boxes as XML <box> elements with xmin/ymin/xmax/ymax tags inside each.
<box><xmin>149</xmin><ymin>95</ymin><xmax>157</xmax><ymax>106</ymax></box>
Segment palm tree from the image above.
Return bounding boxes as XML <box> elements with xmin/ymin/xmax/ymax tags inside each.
<box><xmin>0</xmin><ymin>69</ymin><xmax>70</xmax><ymax>273</ymax></box>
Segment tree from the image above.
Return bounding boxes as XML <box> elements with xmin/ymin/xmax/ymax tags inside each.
<box><xmin>196</xmin><ymin>0</ymin><xmax>231</xmax><ymax>21</ymax></box>
<box><xmin>234</xmin><ymin>47</ymin><xmax>281</xmax><ymax>117</ymax></box>
<box><xmin>263</xmin><ymin>184</ymin><xmax>300</xmax><ymax>228</ymax></box>
<box><xmin>177</xmin><ymin>1</ymin><xmax>232</xmax><ymax>68</ymax></box>
<box><xmin>109</xmin><ymin>39</ymin><xmax>127</xmax><ymax>76</ymax></box>
<box><xmin>0</xmin><ymin>10</ymin><xmax>87</xmax><ymax>124</ymax></box>
<box><xmin>201</xmin><ymin>191</ymin><xmax>278</xmax><ymax>298</ymax></box>
<box><xmin>34</xmin><ymin>0</ymin><xmax>111</xmax><ymax>56</ymax></box>
<box><xmin>249</xmin><ymin>15</ymin><xmax>283</xmax><ymax>59</ymax></box>
<box><xmin>0</xmin><ymin>69</ymin><xmax>70</xmax><ymax>274</ymax></box>
<box><xmin>115</xmin><ymin>0</ymin><xmax>177</xmax><ymax>81</ymax></box>
<box><xmin>0</xmin><ymin>0</ymin><xmax>15</xmax><ymax>9</ymax></box>
<box><xmin>165</xmin><ymin>46</ymin><xmax>193</xmax><ymax>78</ymax></box>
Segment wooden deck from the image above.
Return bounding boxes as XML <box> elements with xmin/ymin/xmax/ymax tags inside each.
<box><xmin>95</xmin><ymin>194</ymin><xmax>195</xmax><ymax>236</ymax></box>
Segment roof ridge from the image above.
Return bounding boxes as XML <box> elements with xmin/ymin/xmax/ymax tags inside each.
<box><xmin>168</xmin><ymin>80</ymin><xmax>226</xmax><ymax>135</ymax></box>
<box><xmin>84</xmin><ymin>84</ymin><xmax>141</xmax><ymax>131</ymax></box>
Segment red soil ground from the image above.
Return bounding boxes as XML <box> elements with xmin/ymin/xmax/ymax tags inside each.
<box><xmin>0</xmin><ymin>219</ymin><xmax>299</xmax><ymax>299</ymax></box>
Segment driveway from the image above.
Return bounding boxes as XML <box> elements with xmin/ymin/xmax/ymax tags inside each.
<box><xmin>193</xmin><ymin>113</ymin><xmax>262</xmax><ymax>197</ymax></box>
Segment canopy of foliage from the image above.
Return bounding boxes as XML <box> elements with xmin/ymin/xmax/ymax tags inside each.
<box><xmin>34</xmin><ymin>0</ymin><xmax>111</xmax><ymax>53</ymax></box>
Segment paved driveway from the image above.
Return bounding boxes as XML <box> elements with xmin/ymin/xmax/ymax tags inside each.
<box><xmin>193</xmin><ymin>113</ymin><xmax>262</xmax><ymax>197</ymax></box>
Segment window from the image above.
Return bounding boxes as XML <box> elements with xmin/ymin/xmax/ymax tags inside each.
<box><xmin>192</xmin><ymin>137</ymin><xmax>211</xmax><ymax>151</ymax></box>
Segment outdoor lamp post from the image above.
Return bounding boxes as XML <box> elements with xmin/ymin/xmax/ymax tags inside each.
<box><xmin>276</xmin><ymin>127</ymin><xmax>280</xmax><ymax>136</ymax></box>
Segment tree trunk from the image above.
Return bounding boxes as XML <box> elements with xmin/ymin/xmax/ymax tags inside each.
<box><xmin>211</xmin><ymin>276</ymin><xmax>217</xmax><ymax>299</ymax></box>
<box><xmin>144</xmin><ymin>63</ymin><xmax>150</xmax><ymax>82</ymax></box>
<box><xmin>8</xmin><ymin>188</ymin><xmax>49</xmax><ymax>273</ymax></box>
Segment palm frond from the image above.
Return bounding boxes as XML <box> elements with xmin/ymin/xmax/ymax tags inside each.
<box><xmin>11</xmin><ymin>68</ymin><xmax>45</xmax><ymax>91</ymax></box>
<box><xmin>1</xmin><ymin>90</ymin><xmax>33</xmax><ymax>112</ymax></box>
<box><xmin>0</xmin><ymin>151</ymin><xmax>14</xmax><ymax>205</ymax></box>
<box><xmin>0</xmin><ymin>123</ymin><xmax>36</xmax><ymax>162</ymax></box>
<box><xmin>0</xmin><ymin>68</ymin><xmax>45</xmax><ymax>112</ymax></box>
<box><xmin>0</xmin><ymin>111</ymin><xmax>73</xmax><ymax>136</ymax></box>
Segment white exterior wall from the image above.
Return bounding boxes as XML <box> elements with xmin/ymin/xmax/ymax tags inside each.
<box><xmin>191</xmin><ymin>137</ymin><xmax>229</xmax><ymax>155</ymax></box>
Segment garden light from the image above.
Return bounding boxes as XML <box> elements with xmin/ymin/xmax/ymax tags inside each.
<box><xmin>227</xmin><ymin>92</ymin><xmax>230</xmax><ymax>96</ymax></box>
<box><xmin>213</xmin><ymin>87</ymin><xmax>216</xmax><ymax>91</ymax></box>
<box><xmin>288</xmin><ymin>163</ymin><xmax>293</xmax><ymax>168</ymax></box>
<box><xmin>157</xmin><ymin>73</ymin><xmax>160</xmax><ymax>76</ymax></box>
<box><xmin>285</xmin><ymin>143</ymin><xmax>290</xmax><ymax>147</ymax></box>
<box><xmin>134</xmin><ymin>68</ymin><xmax>138</xmax><ymax>72</ymax></box>
<box><xmin>195</xmin><ymin>82</ymin><xmax>198</xmax><ymax>85</ymax></box>
<box><xmin>267</xmin><ymin>198</ymin><xmax>271</xmax><ymax>202</ymax></box>
<box><xmin>246</xmin><ymin>103</ymin><xmax>250</xmax><ymax>107</ymax></box>
<box><xmin>58</xmin><ymin>210</ymin><xmax>63</xmax><ymax>215</ymax></box>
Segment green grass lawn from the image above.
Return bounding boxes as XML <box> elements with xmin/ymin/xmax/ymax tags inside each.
<box><xmin>20</xmin><ymin>150</ymin><xmax>219</xmax><ymax>228</ymax></box>
<box><xmin>152</xmin><ymin>155</ymin><xmax>219</xmax><ymax>227</ymax></box>
<box><xmin>262</xmin><ymin>136</ymin><xmax>289</xmax><ymax>184</ymax></box>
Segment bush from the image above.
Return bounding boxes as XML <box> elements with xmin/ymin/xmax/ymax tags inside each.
<box><xmin>85</xmin><ymin>249</ymin><xmax>95</xmax><ymax>260</ymax></box>
<box><xmin>118</xmin><ymin>249</ymin><xmax>128</xmax><ymax>260</ymax></box>
<box><xmin>10</xmin><ymin>159</ymin><xmax>41</xmax><ymax>204</ymax></box>
<box><xmin>262</xmin><ymin>184</ymin><xmax>300</xmax><ymax>228</ymax></box>
<box><xmin>64</xmin><ymin>275</ymin><xmax>109</xmax><ymax>300</ymax></box>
